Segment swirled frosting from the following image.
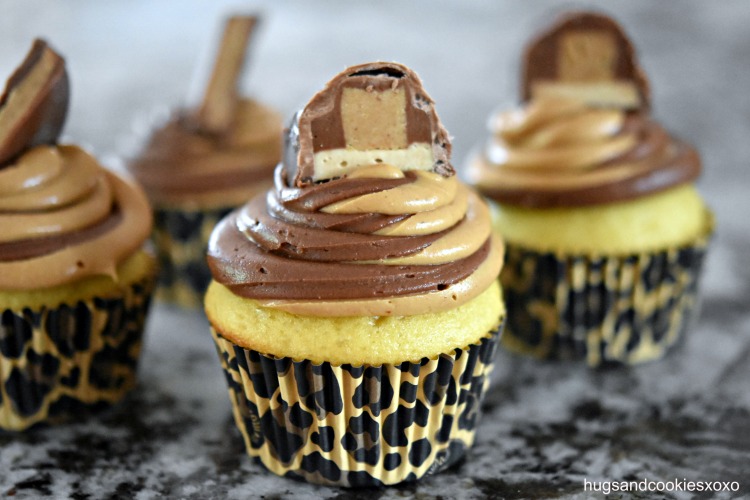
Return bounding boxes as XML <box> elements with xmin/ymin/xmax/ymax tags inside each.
<box><xmin>0</xmin><ymin>144</ymin><xmax>152</xmax><ymax>290</ymax></box>
<box><xmin>128</xmin><ymin>98</ymin><xmax>282</xmax><ymax>207</ymax></box>
<box><xmin>465</xmin><ymin>97</ymin><xmax>700</xmax><ymax>207</ymax></box>
<box><xmin>208</xmin><ymin>62</ymin><xmax>503</xmax><ymax>316</ymax></box>
<box><xmin>208</xmin><ymin>163</ymin><xmax>503</xmax><ymax>316</ymax></box>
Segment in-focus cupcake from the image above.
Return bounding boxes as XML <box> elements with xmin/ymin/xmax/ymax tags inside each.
<box><xmin>465</xmin><ymin>12</ymin><xmax>713</xmax><ymax>366</ymax></box>
<box><xmin>128</xmin><ymin>15</ymin><xmax>282</xmax><ymax>308</ymax></box>
<box><xmin>205</xmin><ymin>62</ymin><xmax>505</xmax><ymax>486</ymax></box>
<box><xmin>0</xmin><ymin>40</ymin><xmax>155</xmax><ymax>431</ymax></box>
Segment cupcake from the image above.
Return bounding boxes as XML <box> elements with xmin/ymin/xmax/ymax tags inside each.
<box><xmin>464</xmin><ymin>12</ymin><xmax>713</xmax><ymax>366</ymax></box>
<box><xmin>128</xmin><ymin>15</ymin><xmax>282</xmax><ymax>308</ymax></box>
<box><xmin>0</xmin><ymin>40</ymin><xmax>155</xmax><ymax>431</ymax></box>
<box><xmin>205</xmin><ymin>62</ymin><xmax>505</xmax><ymax>486</ymax></box>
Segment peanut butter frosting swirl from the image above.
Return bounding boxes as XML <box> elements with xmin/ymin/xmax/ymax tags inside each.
<box><xmin>0</xmin><ymin>144</ymin><xmax>152</xmax><ymax>290</ymax></box>
<box><xmin>465</xmin><ymin>97</ymin><xmax>700</xmax><ymax>207</ymax></box>
<box><xmin>207</xmin><ymin>164</ymin><xmax>503</xmax><ymax>316</ymax></box>
<box><xmin>208</xmin><ymin>62</ymin><xmax>503</xmax><ymax>316</ymax></box>
<box><xmin>128</xmin><ymin>98</ymin><xmax>282</xmax><ymax>207</ymax></box>
<box><xmin>0</xmin><ymin>39</ymin><xmax>151</xmax><ymax>290</ymax></box>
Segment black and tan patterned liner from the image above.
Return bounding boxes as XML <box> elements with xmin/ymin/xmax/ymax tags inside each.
<box><xmin>501</xmin><ymin>221</ymin><xmax>713</xmax><ymax>366</ymax></box>
<box><xmin>0</xmin><ymin>275</ymin><xmax>154</xmax><ymax>431</ymax></box>
<box><xmin>152</xmin><ymin>205</ymin><xmax>232</xmax><ymax>309</ymax></box>
<box><xmin>211</xmin><ymin>324</ymin><xmax>502</xmax><ymax>487</ymax></box>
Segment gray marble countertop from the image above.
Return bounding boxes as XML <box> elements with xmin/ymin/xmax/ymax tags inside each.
<box><xmin>1</xmin><ymin>1</ymin><xmax>749</xmax><ymax>498</ymax></box>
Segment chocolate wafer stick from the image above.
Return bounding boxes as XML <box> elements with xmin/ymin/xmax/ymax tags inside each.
<box><xmin>195</xmin><ymin>15</ymin><xmax>258</xmax><ymax>134</ymax></box>
<box><xmin>0</xmin><ymin>39</ymin><xmax>69</xmax><ymax>165</ymax></box>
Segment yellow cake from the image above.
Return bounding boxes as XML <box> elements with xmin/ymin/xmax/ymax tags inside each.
<box><xmin>490</xmin><ymin>184</ymin><xmax>708</xmax><ymax>255</ymax></box>
<box><xmin>206</xmin><ymin>279</ymin><xmax>502</xmax><ymax>366</ymax></box>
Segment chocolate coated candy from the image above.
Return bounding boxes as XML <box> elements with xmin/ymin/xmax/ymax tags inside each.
<box><xmin>285</xmin><ymin>62</ymin><xmax>453</xmax><ymax>187</ymax></box>
<box><xmin>0</xmin><ymin>39</ymin><xmax>69</xmax><ymax>165</ymax></box>
<box><xmin>194</xmin><ymin>15</ymin><xmax>258</xmax><ymax>134</ymax></box>
<box><xmin>521</xmin><ymin>11</ymin><xmax>650</xmax><ymax>109</ymax></box>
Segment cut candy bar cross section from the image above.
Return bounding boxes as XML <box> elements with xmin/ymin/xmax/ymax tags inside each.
<box><xmin>0</xmin><ymin>39</ymin><xmax>69</xmax><ymax>165</ymax></box>
<box><xmin>284</xmin><ymin>62</ymin><xmax>453</xmax><ymax>187</ymax></box>
<box><xmin>521</xmin><ymin>11</ymin><xmax>650</xmax><ymax>109</ymax></box>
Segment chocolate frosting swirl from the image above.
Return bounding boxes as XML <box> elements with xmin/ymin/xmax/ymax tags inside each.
<box><xmin>0</xmin><ymin>145</ymin><xmax>152</xmax><ymax>289</ymax></box>
<box><xmin>208</xmin><ymin>62</ymin><xmax>503</xmax><ymax>316</ymax></box>
<box><xmin>465</xmin><ymin>97</ymin><xmax>700</xmax><ymax>207</ymax></box>
<box><xmin>128</xmin><ymin>99</ymin><xmax>281</xmax><ymax>207</ymax></box>
<box><xmin>208</xmin><ymin>164</ymin><xmax>502</xmax><ymax>315</ymax></box>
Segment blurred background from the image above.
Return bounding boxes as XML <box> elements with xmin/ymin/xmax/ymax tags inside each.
<box><xmin>2</xmin><ymin>2</ymin><xmax>749</xmax><ymax>497</ymax></box>
<box><xmin>1</xmin><ymin>0</ymin><xmax>748</xmax><ymax>187</ymax></box>
<box><xmin>2</xmin><ymin>0</ymin><xmax>747</xmax><ymax>301</ymax></box>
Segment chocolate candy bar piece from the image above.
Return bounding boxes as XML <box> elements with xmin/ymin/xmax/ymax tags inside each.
<box><xmin>0</xmin><ymin>39</ymin><xmax>69</xmax><ymax>165</ymax></box>
<box><xmin>521</xmin><ymin>11</ymin><xmax>650</xmax><ymax>109</ymax></box>
<box><xmin>285</xmin><ymin>62</ymin><xmax>453</xmax><ymax>187</ymax></box>
<box><xmin>194</xmin><ymin>15</ymin><xmax>258</xmax><ymax>134</ymax></box>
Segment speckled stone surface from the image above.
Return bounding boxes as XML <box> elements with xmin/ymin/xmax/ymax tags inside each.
<box><xmin>1</xmin><ymin>1</ymin><xmax>749</xmax><ymax>499</ymax></box>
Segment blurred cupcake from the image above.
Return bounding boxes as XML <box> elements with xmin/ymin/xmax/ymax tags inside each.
<box><xmin>205</xmin><ymin>62</ymin><xmax>505</xmax><ymax>486</ymax></box>
<box><xmin>465</xmin><ymin>12</ymin><xmax>713</xmax><ymax>366</ymax></box>
<box><xmin>128</xmin><ymin>15</ymin><xmax>282</xmax><ymax>308</ymax></box>
<box><xmin>0</xmin><ymin>40</ymin><xmax>155</xmax><ymax>431</ymax></box>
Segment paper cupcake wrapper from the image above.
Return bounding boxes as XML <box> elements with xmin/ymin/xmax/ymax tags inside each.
<box><xmin>152</xmin><ymin>205</ymin><xmax>232</xmax><ymax>309</ymax></box>
<box><xmin>0</xmin><ymin>275</ymin><xmax>155</xmax><ymax>431</ymax></box>
<box><xmin>501</xmin><ymin>228</ymin><xmax>712</xmax><ymax>366</ymax></box>
<box><xmin>211</xmin><ymin>324</ymin><xmax>502</xmax><ymax>487</ymax></box>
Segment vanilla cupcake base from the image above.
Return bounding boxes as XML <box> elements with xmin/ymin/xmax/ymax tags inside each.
<box><xmin>490</xmin><ymin>185</ymin><xmax>708</xmax><ymax>255</ymax></box>
<box><xmin>205</xmin><ymin>280</ymin><xmax>504</xmax><ymax>366</ymax></box>
<box><xmin>0</xmin><ymin>251</ymin><xmax>156</xmax><ymax>431</ymax></box>
<box><xmin>500</xmin><ymin>215</ymin><xmax>713</xmax><ymax>366</ymax></box>
<box><xmin>211</xmin><ymin>325</ymin><xmax>501</xmax><ymax>487</ymax></box>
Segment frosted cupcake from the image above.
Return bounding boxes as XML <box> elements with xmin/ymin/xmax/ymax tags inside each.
<box><xmin>128</xmin><ymin>15</ymin><xmax>282</xmax><ymax>308</ymax></box>
<box><xmin>0</xmin><ymin>40</ymin><xmax>155</xmax><ymax>430</ymax></box>
<box><xmin>465</xmin><ymin>12</ymin><xmax>713</xmax><ymax>366</ymax></box>
<box><xmin>205</xmin><ymin>62</ymin><xmax>505</xmax><ymax>486</ymax></box>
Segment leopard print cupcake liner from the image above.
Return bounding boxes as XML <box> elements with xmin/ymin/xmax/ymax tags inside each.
<box><xmin>152</xmin><ymin>206</ymin><xmax>232</xmax><ymax>309</ymax></box>
<box><xmin>211</xmin><ymin>324</ymin><xmax>502</xmax><ymax>487</ymax></box>
<box><xmin>500</xmin><ymin>223</ymin><xmax>712</xmax><ymax>367</ymax></box>
<box><xmin>0</xmin><ymin>275</ymin><xmax>155</xmax><ymax>431</ymax></box>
